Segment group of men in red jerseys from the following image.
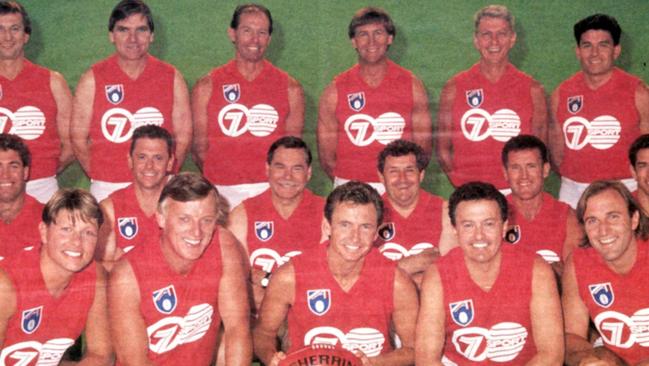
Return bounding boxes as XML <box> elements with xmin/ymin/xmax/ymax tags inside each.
<box><xmin>1</xmin><ymin>0</ymin><xmax>649</xmax><ymax>365</ymax></box>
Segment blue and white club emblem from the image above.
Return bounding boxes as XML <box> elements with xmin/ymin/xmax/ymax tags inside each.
<box><xmin>505</xmin><ymin>225</ymin><xmax>521</xmax><ymax>244</ymax></box>
<box><xmin>307</xmin><ymin>289</ymin><xmax>331</xmax><ymax>316</ymax></box>
<box><xmin>118</xmin><ymin>217</ymin><xmax>138</xmax><ymax>240</ymax></box>
<box><xmin>347</xmin><ymin>92</ymin><xmax>365</xmax><ymax>112</ymax></box>
<box><xmin>465</xmin><ymin>89</ymin><xmax>483</xmax><ymax>108</ymax></box>
<box><xmin>222</xmin><ymin>83</ymin><xmax>241</xmax><ymax>103</ymax></box>
<box><xmin>450</xmin><ymin>299</ymin><xmax>474</xmax><ymax>327</ymax></box>
<box><xmin>378</xmin><ymin>222</ymin><xmax>395</xmax><ymax>241</ymax></box>
<box><xmin>21</xmin><ymin>306</ymin><xmax>42</xmax><ymax>334</ymax></box>
<box><xmin>589</xmin><ymin>282</ymin><xmax>614</xmax><ymax>308</ymax></box>
<box><xmin>153</xmin><ymin>285</ymin><xmax>177</xmax><ymax>314</ymax></box>
<box><xmin>255</xmin><ymin>221</ymin><xmax>274</xmax><ymax>241</ymax></box>
<box><xmin>567</xmin><ymin>95</ymin><xmax>583</xmax><ymax>114</ymax></box>
<box><xmin>105</xmin><ymin>84</ymin><xmax>124</xmax><ymax>105</ymax></box>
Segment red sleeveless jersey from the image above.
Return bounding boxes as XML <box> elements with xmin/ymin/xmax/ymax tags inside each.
<box><xmin>437</xmin><ymin>245</ymin><xmax>537</xmax><ymax>364</ymax></box>
<box><xmin>108</xmin><ymin>184</ymin><xmax>159</xmax><ymax>253</ymax></box>
<box><xmin>333</xmin><ymin>60</ymin><xmax>414</xmax><ymax>182</ymax></box>
<box><xmin>0</xmin><ymin>249</ymin><xmax>96</xmax><ymax>365</ymax></box>
<box><xmin>449</xmin><ymin>63</ymin><xmax>535</xmax><ymax>189</ymax></box>
<box><xmin>244</xmin><ymin>188</ymin><xmax>324</xmax><ymax>273</ymax></box>
<box><xmin>0</xmin><ymin>195</ymin><xmax>43</xmax><ymax>260</ymax></box>
<box><xmin>90</xmin><ymin>54</ymin><xmax>175</xmax><ymax>182</ymax></box>
<box><xmin>0</xmin><ymin>60</ymin><xmax>59</xmax><ymax>179</ymax></box>
<box><xmin>204</xmin><ymin>60</ymin><xmax>290</xmax><ymax>185</ymax></box>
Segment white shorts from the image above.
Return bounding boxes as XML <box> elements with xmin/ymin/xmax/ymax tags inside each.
<box><xmin>90</xmin><ymin>180</ymin><xmax>131</xmax><ymax>202</ymax></box>
<box><xmin>559</xmin><ymin>176</ymin><xmax>637</xmax><ymax>209</ymax></box>
<box><xmin>333</xmin><ymin>177</ymin><xmax>385</xmax><ymax>196</ymax></box>
<box><xmin>216</xmin><ymin>182</ymin><xmax>270</xmax><ymax>211</ymax></box>
<box><xmin>26</xmin><ymin>176</ymin><xmax>59</xmax><ymax>204</ymax></box>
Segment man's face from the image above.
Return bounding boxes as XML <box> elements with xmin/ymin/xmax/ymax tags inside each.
<box><xmin>0</xmin><ymin>149</ymin><xmax>27</xmax><ymax>203</ymax></box>
<box><xmin>576</xmin><ymin>29</ymin><xmax>620</xmax><ymax>78</ymax></box>
<box><xmin>0</xmin><ymin>13</ymin><xmax>28</xmax><ymax>61</ymax></box>
<box><xmin>128</xmin><ymin>138</ymin><xmax>173</xmax><ymax>190</ymax></box>
<box><xmin>379</xmin><ymin>154</ymin><xmax>423</xmax><ymax>210</ymax></box>
<box><xmin>473</xmin><ymin>16</ymin><xmax>516</xmax><ymax>66</ymax></box>
<box><xmin>324</xmin><ymin>202</ymin><xmax>378</xmax><ymax>263</ymax></box>
<box><xmin>583</xmin><ymin>189</ymin><xmax>638</xmax><ymax>266</ymax></box>
<box><xmin>351</xmin><ymin>22</ymin><xmax>393</xmax><ymax>65</ymax></box>
<box><xmin>39</xmin><ymin>210</ymin><xmax>98</xmax><ymax>273</ymax></box>
<box><xmin>454</xmin><ymin>199</ymin><xmax>507</xmax><ymax>265</ymax></box>
<box><xmin>228</xmin><ymin>11</ymin><xmax>271</xmax><ymax>63</ymax></box>
<box><xmin>266</xmin><ymin>146</ymin><xmax>311</xmax><ymax>202</ymax></box>
<box><xmin>157</xmin><ymin>194</ymin><xmax>219</xmax><ymax>262</ymax></box>
<box><xmin>632</xmin><ymin>148</ymin><xmax>649</xmax><ymax>196</ymax></box>
<box><xmin>109</xmin><ymin>13</ymin><xmax>153</xmax><ymax>62</ymax></box>
<box><xmin>503</xmin><ymin>149</ymin><xmax>549</xmax><ymax>201</ymax></box>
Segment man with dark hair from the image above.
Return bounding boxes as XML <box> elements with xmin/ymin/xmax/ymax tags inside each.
<box><xmin>501</xmin><ymin>134</ymin><xmax>582</xmax><ymax>271</ymax></box>
<box><xmin>376</xmin><ymin>139</ymin><xmax>455</xmax><ymax>286</ymax></box>
<box><xmin>98</xmin><ymin>125</ymin><xmax>174</xmax><ymax>269</ymax></box>
<box><xmin>0</xmin><ymin>134</ymin><xmax>44</xmax><ymax>259</ymax></box>
<box><xmin>72</xmin><ymin>0</ymin><xmax>191</xmax><ymax>202</ymax></box>
<box><xmin>254</xmin><ymin>181</ymin><xmax>418</xmax><ymax>365</ymax></box>
<box><xmin>193</xmin><ymin>3</ymin><xmax>304</xmax><ymax>209</ymax></box>
<box><xmin>0</xmin><ymin>0</ymin><xmax>74</xmax><ymax>203</ymax></box>
<box><xmin>550</xmin><ymin>13</ymin><xmax>649</xmax><ymax>208</ymax></box>
<box><xmin>630</xmin><ymin>133</ymin><xmax>649</xmax><ymax>213</ymax></box>
<box><xmin>0</xmin><ymin>188</ymin><xmax>112</xmax><ymax>365</ymax></box>
<box><xmin>108</xmin><ymin>172</ymin><xmax>251</xmax><ymax>364</ymax></box>
<box><xmin>317</xmin><ymin>6</ymin><xmax>432</xmax><ymax>194</ymax></box>
<box><xmin>563</xmin><ymin>180</ymin><xmax>649</xmax><ymax>365</ymax></box>
<box><xmin>417</xmin><ymin>182</ymin><xmax>563</xmax><ymax>364</ymax></box>
<box><xmin>228</xmin><ymin>136</ymin><xmax>324</xmax><ymax>312</ymax></box>
<box><xmin>436</xmin><ymin>5</ymin><xmax>548</xmax><ymax>192</ymax></box>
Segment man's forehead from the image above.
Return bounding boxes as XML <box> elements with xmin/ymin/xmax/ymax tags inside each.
<box><xmin>579</xmin><ymin>29</ymin><xmax>613</xmax><ymax>42</ymax></box>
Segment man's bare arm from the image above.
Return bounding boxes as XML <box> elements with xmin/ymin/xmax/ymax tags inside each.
<box><xmin>316</xmin><ymin>82</ymin><xmax>339</xmax><ymax>180</ymax></box>
<box><xmin>108</xmin><ymin>260</ymin><xmax>153</xmax><ymax>366</ymax></box>
<box><xmin>70</xmin><ymin>69</ymin><xmax>95</xmax><ymax>175</ymax></box>
<box><xmin>77</xmin><ymin>266</ymin><xmax>113</xmax><ymax>365</ymax></box>
<box><xmin>50</xmin><ymin>71</ymin><xmax>75</xmax><ymax>172</ymax></box>
<box><xmin>190</xmin><ymin>74</ymin><xmax>212</xmax><ymax>171</ymax></box>
<box><xmin>411</xmin><ymin>76</ymin><xmax>433</xmax><ymax>159</ymax></box>
<box><xmin>436</xmin><ymin>79</ymin><xmax>456</xmax><ymax>178</ymax></box>
<box><xmin>0</xmin><ymin>268</ymin><xmax>17</xmax><ymax>347</ymax></box>
<box><xmin>548</xmin><ymin>88</ymin><xmax>564</xmax><ymax>171</ymax></box>
<box><xmin>415</xmin><ymin>265</ymin><xmax>445</xmax><ymax>366</ymax></box>
<box><xmin>636</xmin><ymin>82</ymin><xmax>649</xmax><ymax>134</ymax></box>
<box><xmin>171</xmin><ymin>69</ymin><xmax>191</xmax><ymax>170</ymax></box>
<box><xmin>530</xmin><ymin>80</ymin><xmax>549</xmax><ymax>143</ymax></box>
<box><xmin>285</xmin><ymin>76</ymin><xmax>305</xmax><ymax>137</ymax></box>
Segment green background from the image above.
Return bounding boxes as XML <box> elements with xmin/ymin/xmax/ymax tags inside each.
<box><xmin>20</xmin><ymin>0</ymin><xmax>649</xmax><ymax>199</ymax></box>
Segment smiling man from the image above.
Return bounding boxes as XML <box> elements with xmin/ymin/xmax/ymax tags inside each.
<box><xmin>629</xmin><ymin>134</ymin><xmax>649</xmax><ymax>214</ymax></box>
<box><xmin>436</xmin><ymin>5</ymin><xmax>547</xmax><ymax>192</ymax></box>
<box><xmin>416</xmin><ymin>182</ymin><xmax>563</xmax><ymax>365</ymax></box>
<box><xmin>108</xmin><ymin>172</ymin><xmax>251</xmax><ymax>365</ymax></box>
<box><xmin>317</xmin><ymin>7</ymin><xmax>431</xmax><ymax>193</ymax></box>
<box><xmin>98</xmin><ymin>125</ymin><xmax>174</xmax><ymax>269</ymax></box>
<box><xmin>0</xmin><ymin>189</ymin><xmax>111</xmax><ymax>365</ymax></box>
<box><xmin>72</xmin><ymin>0</ymin><xmax>191</xmax><ymax>202</ymax></box>
<box><xmin>254</xmin><ymin>181</ymin><xmax>418</xmax><ymax>365</ymax></box>
<box><xmin>549</xmin><ymin>14</ymin><xmax>649</xmax><ymax>208</ymax></box>
<box><xmin>562</xmin><ymin>180</ymin><xmax>649</xmax><ymax>365</ymax></box>
<box><xmin>192</xmin><ymin>4</ymin><xmax>304</xmax><ymax>209</ymax></box>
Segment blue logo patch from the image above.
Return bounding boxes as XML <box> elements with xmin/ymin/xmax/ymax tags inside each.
<box><xmin>307</xmin><ymin>289</ymin><xmax>331</xmax><ymax>316</ymax></box>
<box><xmin>567</xmin><ymin>95</ymin><xmax>583</xmax><ymax>114</ymax></box>
<box><xmin>466</xmin><ymin>89</ymin><xmax>483</xmax><ymax>108</ymax></box>
<box><xmin>255</xmin><ymin>221</ymin><xmax>274</xmax><ymax>241</ymax></box>
<box><xmin>118</xmin><ymin>217</ymin><xmax>138</xmax><ymax>240</ymax></box>
<box><xmin>21</xmin><ymin>306</ymin><xmax>42</xmax><ymax>334</ymax></box>
<box><xmin>105</xmin><ymin>84</ymin><xmax>124</xmax><ymax>105</ymax></box>
<box><xmin>505</xmin><ymin>225</ymin><xmax>521</xmax><ymax>244</ymax></box>
<box><xmin>378</xmin><ymin>222</ymin><xmax>395</xmax><ymax>241</ymax></box>
<box><xmin>450</xmin><ymin>299</ymin><xmax>474</xmax><ymax>327</ymax></box>
<box><xmin>589</xmin><ymin>283</ymin><xmax>614</xmax><ymax>308</ymax></box>
<box><xmin>347</xmin><ymin>92</ymin><xmax>365</xmax><ymax>112</ymax></box>
<box><xmin>153</xmin><ymin>285</ymin><xmax>177</xmax><ymax>314</ymax></box>
<box><xmin>222</xmin><ymin>83</ymin><xmax>240</xmax><ymax>103</ymax></box>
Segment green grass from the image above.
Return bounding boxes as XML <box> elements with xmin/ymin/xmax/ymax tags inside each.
<box><xmin>22</xmin><ymin>0</ymin><xmax>649</xmax><ymax>198</ymax></box>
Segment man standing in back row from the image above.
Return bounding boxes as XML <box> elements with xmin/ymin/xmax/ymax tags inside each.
<box><xmin>550</xmin><ymin>14</ymin><xmax>649</xmax><ymax>208</ymax></box>
<box><xmin>72</xmin><ymin>0</ymin><xmax>191</xmax><ymax>202</ymax></box>
<box><xmin>436</xmin><ymin>5</ymin><xmax>547</xmax><ymax>192</ymax></box>
<box><xmin>192</xmin><ymin>3</ymin><xmax>304</xmax><ymax>209</ymax></box>
<box><xmin>317</xmin><ymin>7</ymin><xmax>432</xmax><ymax>194</ymax></box>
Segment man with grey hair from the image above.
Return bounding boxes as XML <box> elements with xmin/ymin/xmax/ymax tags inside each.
<box><xmin>436</xmin><ymin>4</ymin><xmax>548</xmax><ymax>192</ymax></box>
